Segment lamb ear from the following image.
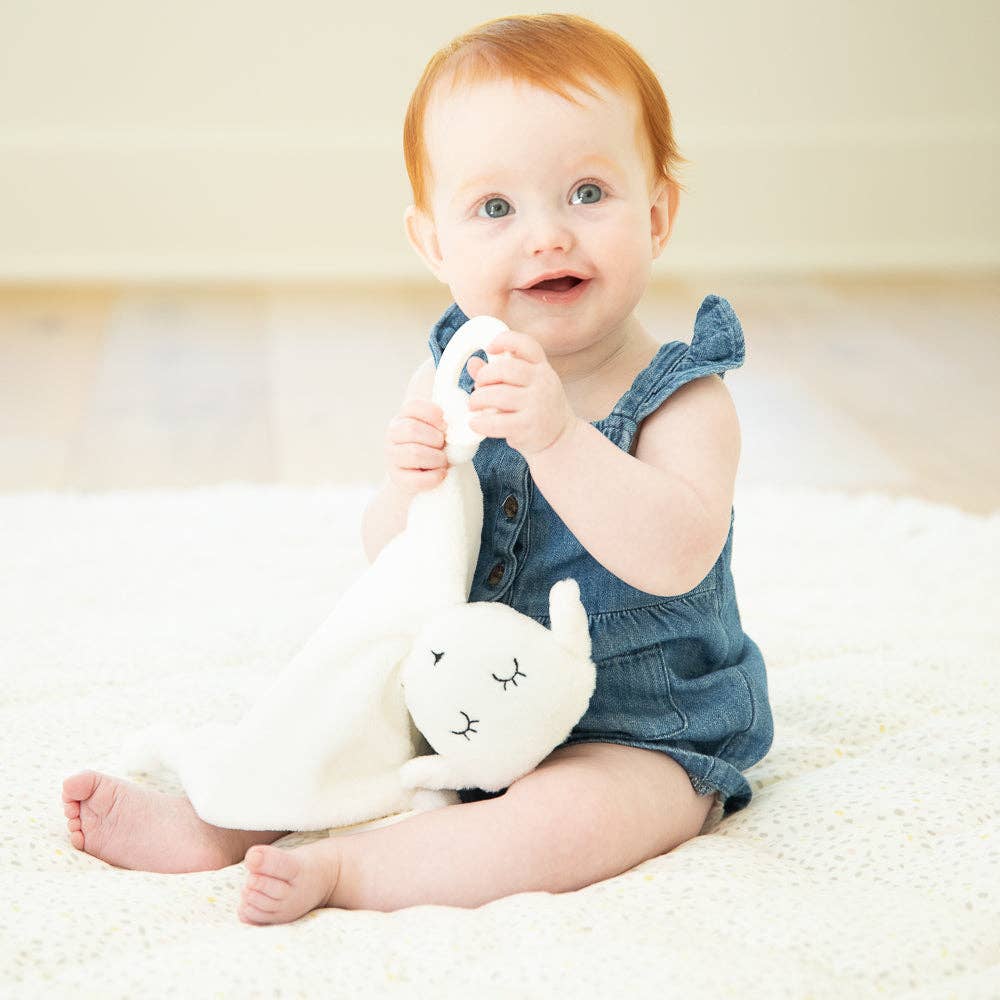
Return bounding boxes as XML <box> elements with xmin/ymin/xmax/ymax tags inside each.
<box><xmin>547</xmin><ymin>579</ymin><xmax>591</xmax><ymax>660</ymax></box>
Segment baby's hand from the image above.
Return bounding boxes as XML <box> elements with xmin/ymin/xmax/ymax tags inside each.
<box><xmin>467</xmin><ymin>330</ymin><xmax>577</xmax><ymax>458</ymax></box>
<box><xmin>384</xmin><ymin>398</ymin><xmax>449</xmax><ymax>495</ymax></box>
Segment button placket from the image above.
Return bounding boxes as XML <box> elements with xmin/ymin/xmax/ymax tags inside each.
<box><xmin>482</xmin><ymin>457</ymin><xmax>531</xmax><ymax>598</ymax></box>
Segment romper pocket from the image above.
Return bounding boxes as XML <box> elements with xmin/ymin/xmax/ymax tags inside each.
<box><xmin>662</xmin><ymin>662</ymin><xmax>754</xmax><ymax>748</ymax></box>
<box><xmin>572</xmin><ymin>642</ymin><xmax>686</xmax><ymax>742</ymax></box>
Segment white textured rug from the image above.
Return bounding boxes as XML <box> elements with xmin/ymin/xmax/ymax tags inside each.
<box><xmin>1</xmin><ymin>482</ymin><xmax>997</xmax><ymax>998</ymax></box>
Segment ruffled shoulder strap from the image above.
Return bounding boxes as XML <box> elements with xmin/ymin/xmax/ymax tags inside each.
<box><xmin>605</xmin><ymin>294</ymin><xmax>746</xmax><ymax>431</ymax></box>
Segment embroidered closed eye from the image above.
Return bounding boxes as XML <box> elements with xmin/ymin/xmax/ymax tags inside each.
<box><xmin>431</xmin><ymin>650</ymin><xmax>444</xmax><ymax>665</ymax></box>
<box><xmin>492</xmin><ymin>658</ymin><xmax>526</xmax><ymax>691</ymax></box>
<box><xmin>450</xmin><ymin>711</ymin><xmax>480</xmax><ymax>740</ymax></box>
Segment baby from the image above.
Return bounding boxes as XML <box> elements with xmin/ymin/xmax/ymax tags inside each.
<box><xmin>60</xmin><ymin>12</ymin><xmax>773</xmax><ymax>922</ymax></box>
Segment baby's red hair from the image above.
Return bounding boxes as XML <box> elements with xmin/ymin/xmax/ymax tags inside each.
<box><xmin>403</xmin><ymin>13</ymin><xmax>687</xmax><ymax>216</ymax></box>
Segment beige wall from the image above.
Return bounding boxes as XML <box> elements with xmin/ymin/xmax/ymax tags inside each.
<box><xmin>0</xmin><ymin>1</ymin><xmax>996</xmax><ymax>282</ymax></box>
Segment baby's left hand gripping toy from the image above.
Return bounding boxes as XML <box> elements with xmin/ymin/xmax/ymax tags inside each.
<box><xmin>121</xmin><ymin>315</ymin><xmax>597</xmax><ymax>832</ymax></box>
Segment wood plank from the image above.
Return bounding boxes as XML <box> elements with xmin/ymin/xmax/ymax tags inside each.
<box><xmin>645</xmin><ymin>280</ymin><xmax>916</xmax><ymax>498</ymax></box>
<box><xmin>71</xmin><ymin>287</ymin><xmax>272</xmax><ymax>490</ymax></box>
<box><xmin>702</xmin><ymin>275</ymin><xmax>1000</xmax><ymax>513</ymax></box>
<box><xmin>0</xmin><ymin>286</ymin><xmax>111</xmax><ymax>490</ymax></box>
<box><xmin>266</xmin><ymin>283</ymin><xmax>451</xmax><ymax>486</ymax></box>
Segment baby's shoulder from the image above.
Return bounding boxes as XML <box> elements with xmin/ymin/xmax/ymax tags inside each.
<box><xmin>634</xmin><ymin>372</ymin><xmax>739</xmax><ymax>461</ymax></box>
<box><xmin>632</xmin><ymin>373</ymin><xmax>740</xmax><ymax>518</ymax></box>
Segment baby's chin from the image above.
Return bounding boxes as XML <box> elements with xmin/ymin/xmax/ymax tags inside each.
<box><xmin>453</xmin><ymin>288</ymin><xmax>607</xmax><ymax>349</ymax></box>
<box><xmin>452</xmin><ymin>294</ymin><xmax>512</xmax><ymax>325</ymax></box>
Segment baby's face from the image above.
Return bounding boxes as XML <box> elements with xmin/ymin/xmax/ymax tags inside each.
<box><xmin>406</xmin><ymin>76</ymin><xmax>674</xmax><ymax>357</ymax></box>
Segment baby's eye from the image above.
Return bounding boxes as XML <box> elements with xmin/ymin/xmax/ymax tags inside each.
<box><xmin>478</xmin><ymin>197</ymin><xmax>512</xmax><ymax>219</ymax></box>
<box><xmin>571</xmin><ymin>182</ymin><xmax>603</xmax><ymax>205</ymax></box>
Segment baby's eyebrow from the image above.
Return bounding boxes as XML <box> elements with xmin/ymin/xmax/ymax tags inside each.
<box><xmin>451</xmin><ymin>155</ymin><xmax>623</xmax><ymax>204</ymax></box>
<box><xmin>451</xmin><ymin>174</ymin><xmax>499</xmax><ymax>204</ymax></box>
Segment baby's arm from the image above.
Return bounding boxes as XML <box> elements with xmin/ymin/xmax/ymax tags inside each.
<box><xmin>527</xmin><ymin>374</ymin><xmax>740</xmax><ymax>597</ymax></box>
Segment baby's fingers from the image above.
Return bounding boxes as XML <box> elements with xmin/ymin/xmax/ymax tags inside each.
<box><xmin>394</xmin><ymin>467</ymin><xmax>448</xmax><ymax>492</ymax></box>
<box><xmin>388</xmin><ymin>441</ymin><xmax>449</xmax><ymax>471</ymax></box>
<box><xmin>387</xmin><ymin>415</ymin><xmax>445</xmax><ymax>449</ymax></box>
<box><xmin>399</xmin><ymin>397</ymin><xmax>446</xmax><ymax>431</ymax></box>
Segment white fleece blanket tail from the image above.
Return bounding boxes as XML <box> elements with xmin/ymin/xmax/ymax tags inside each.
<box><xmin>120</xmin><ymin>316</ymin><xmax>510</xmax><ymax>830</ymax></box>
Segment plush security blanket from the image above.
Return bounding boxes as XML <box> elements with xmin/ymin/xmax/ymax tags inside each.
<box><xmin>118</xmin><ymin>314</ymin><xmax>595</xmax><ymax>831</ymax></box>
<box><xmin>1</xmin><ymin>483</ymin><xmax>997</xmax><ymax>997</ymax></box>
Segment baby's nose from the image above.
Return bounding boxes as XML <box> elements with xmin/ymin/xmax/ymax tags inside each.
<box><xmin>523</xmin><ymin>213</ymin><xmax>574</xmax><ymax>256</ymax></box>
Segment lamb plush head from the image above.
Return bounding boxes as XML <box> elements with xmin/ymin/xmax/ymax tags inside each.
<box><xmin>399</xmin><ymin>578</ymin><xmax>596</xmax><ymax>794</ymax></box>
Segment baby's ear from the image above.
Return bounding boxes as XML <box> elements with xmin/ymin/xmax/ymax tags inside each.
<box><xmin>404</xmin><ymin>205</ymin><xmax>447</xmax><ymax>283</ymax></box>
<box><xmin>650</xmin><ymin>178</ymin><xmax>679</xmax><ymax>259</ymax></box>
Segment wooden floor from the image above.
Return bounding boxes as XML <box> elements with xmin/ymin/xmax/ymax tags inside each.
<box><xmin>0</xmin><ymin>276</ymin><xmax>997</xmax><ymax>514</ymax></box>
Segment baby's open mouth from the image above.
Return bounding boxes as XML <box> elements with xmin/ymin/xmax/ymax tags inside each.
<box><xmin>528</xmin><ymin>276</ymin><xmax>584</xmax><ymax>292</ymax></box>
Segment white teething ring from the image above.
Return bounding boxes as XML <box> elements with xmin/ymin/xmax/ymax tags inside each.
<box><xmin>432</xmin><ymin>315</ymin><xmax>511</xmax><ymax>465</ymax></box>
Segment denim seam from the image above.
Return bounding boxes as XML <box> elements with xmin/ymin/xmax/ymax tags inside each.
<box><xmin>655</xmin><ymin>644</ymin><xmax>689</xmax><ymax>737</ymax></box>
<box><xmin>630</xmin><ymin>367</ymin><xmax>680</xmax><ymax>424</ymax></box>
<box><xmin>518</xmin><ymin>469</ymin><xmax>532</xmax><ymax>568</ymax></box>
<box><xmin>584</xmin><ymin>588</ymin><xmax>718</xmax><ymax>618</ymax></box>
<box><xmin>709</xmin><ymin>666</ymin><xmax>758</xmax><ymax>771</ymax></box>
<box><xmin>526</xmin><ymin>586</ymin><xmax>718</xmax><ymax>623</ymax></box>
<box><xmin>718</xmin><ymin>297</ymin><xmax>746</xmax><ymax>367</ymax></box>
<box><xmin>561</xmin><ymin>735</ymin><xmax>672</xmax><ymax>756</ymax></box>
<box><xmin>736</xmin><ymin>665</ymin><xmax>757</xmax><ymax>737</ymax></box>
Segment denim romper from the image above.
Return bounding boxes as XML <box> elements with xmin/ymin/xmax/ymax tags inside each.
<box><xmin>428</xmin><ymin>294</ymin><xmax>774</xmax><ymax>816</ymax></box>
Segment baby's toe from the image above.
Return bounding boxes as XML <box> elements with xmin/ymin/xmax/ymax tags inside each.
<box><xmin>238</xmin><ymin>899</ymin><xmax>280</xmax><ymax>924</ymax></box>
<box><xmin>63</xmin><ymin>800</ymin><xmax>80</xmax><ymax>820</ymax></box>
<box><xmin>241</xmin><ymin>885</ymin><xmax>280</xmax><ymax>913</ymax></box>
<box><xmin>245</xmin><ymin>871</ymin><xmax>289</xmax><ymax>903</ymax></box>
<box><xmin>245</xmin><ymin>844</ymin><xmax>299</xmax><ymax>883</ymax></box>
<box><xmin>62</xmin><ymin>770</ymin><xmax>99</xmax><ymax>804</ymax></box>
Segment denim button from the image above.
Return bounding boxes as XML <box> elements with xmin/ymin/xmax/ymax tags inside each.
<box><xmin>487</xmin><ymin>561</ymin><xmax>505</xmax><ymax>586</ymax></box>
<box><xmin>502</xmin><ymin>494</ymin><xmax>518</xmax><ymax>519</ymax></box>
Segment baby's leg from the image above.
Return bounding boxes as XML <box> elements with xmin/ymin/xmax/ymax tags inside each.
<box><xmin>238</xmin><ymin>742</ymin><xmax>715</xmax><ymax>922</ymax></box>
<box><xmin>61</xmin><ymin>770</ymin><xmax>288</xmax><ymax>873</ymax></box>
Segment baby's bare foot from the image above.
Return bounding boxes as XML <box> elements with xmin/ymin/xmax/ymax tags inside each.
<box><xmin>61</xmin><ymin>770</ymin><xmax>242</xmax><ymax>873</ymax></box>
<box><xmin>239</xmin><ymin>839</ymin><xmax>342</xmax><ymax>925</ymax></box>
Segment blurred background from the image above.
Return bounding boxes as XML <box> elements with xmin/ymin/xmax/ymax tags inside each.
<box><xmin>1</xmin><ymin>1</ymin><xmax>997</xmax><ymax>512</ymax></box>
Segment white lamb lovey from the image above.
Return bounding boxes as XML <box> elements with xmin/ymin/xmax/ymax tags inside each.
<box><xmin>400</xmin><ymin>579</ymin><xmax>594</xmax><ymax>795</ymax></box>
<box><xmin>121</xmin><ymin>314</ymin><xmax>596</xmax><ymax>833</ymax></box>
